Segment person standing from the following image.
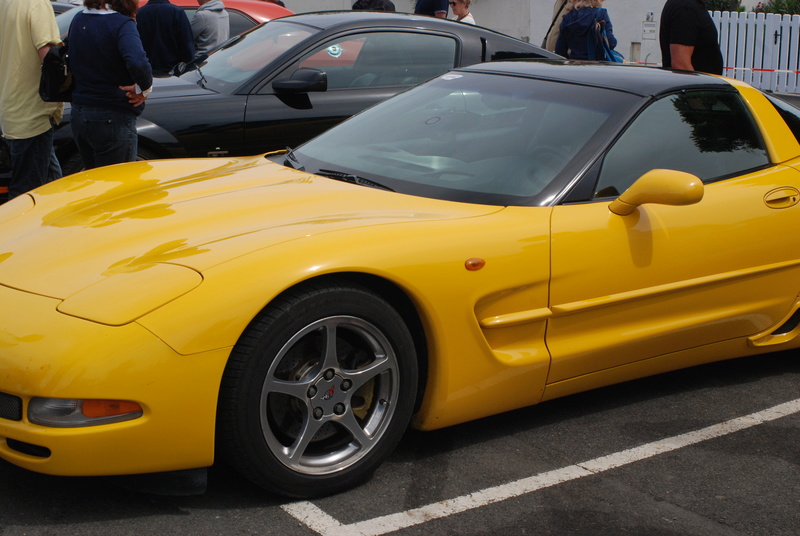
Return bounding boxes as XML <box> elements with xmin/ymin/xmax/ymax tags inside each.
<box><xmin>191</xmin><ymin>0</ymin><xmax>230</xmax><ymax>57</ymax></box>
<box><xmin>137</xmin><ymin>0</ymin><xmax>195</xmax><ymax>76</ymax></box>
<box><xmin>352</xmin><ymin>0</ymin><xmax>395</xmax><ymax>10</ymax></box>
<box><xmin>543</xmin><ymin>0</ymin><xmax>570</xmax><ymax>52</ymax></box>
<box><xmin>0</xmin><ymin>0</ymin><xmax>64</xmax><ymax>199</ymax></box>
<box><xmin>660</xmin><ymin>0</ymin><xmax>723</xmax><ymax>75</ymax></box>
<box><xmin>555</xmin><ymin>0</ymin><xmax>617</xmax><ymax>60</ymax></box>
<box><xmin>414</xmin><ymin>0</ymin><xmax>448</xmax><ymax>18</ymax></box>
<box><xmin>450</xmin><ymin>0</ymin><xmax>474</xmax><ymax>24</ymax></box>
<box><xmin>69</xmin><ymin>0</ymin><xmax>153</xmax><ymax>169</ymax></box>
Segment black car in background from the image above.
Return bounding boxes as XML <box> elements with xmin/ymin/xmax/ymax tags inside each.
<box><xmin>53</xmin><ymin>11</ymin><xmax>557</xmax><ymax>173</ymax></box>
<box><xmin>1</xmin><ymin>11</ymin><xmax>556</xmax><ymax>199</ymax></box>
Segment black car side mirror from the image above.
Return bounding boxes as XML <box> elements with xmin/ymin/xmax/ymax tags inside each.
<box><xmin>273</xmin><ymin>68</ymin><xmax>328</xmax><ymax>94</ymax></box>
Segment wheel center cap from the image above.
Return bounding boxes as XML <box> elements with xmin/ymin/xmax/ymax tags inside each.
<box><xmin>310</xmin><ymin>370</ymin><xmax>350</xmax><ymax>417</ymax></box>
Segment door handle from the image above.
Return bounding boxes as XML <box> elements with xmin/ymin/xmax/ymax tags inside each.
<box><xmin>764</xmin><ymin>187</ymin><xmax>800</xmax><ymax>209</ymax></box>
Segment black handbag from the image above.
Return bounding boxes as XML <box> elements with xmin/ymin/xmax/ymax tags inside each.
<box><xmin>39</xmin><ymin>44</ymin><xmax>74</xmax><ymax>102</ymax></box>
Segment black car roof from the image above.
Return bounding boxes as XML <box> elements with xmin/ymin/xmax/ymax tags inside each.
<box><xmin>278</xmin><ymin>11</ymin><xmax>558</xmax><ymax>55</ymax></box>
<box><xmin>461</xmin><ymin>60</ymin><xmax>735</xmax><ymax>98</ymax></box>
<box><xmin>280</xmin><ymin>10</ymin><xmax>503</xmax><ymax>31</ymax></box>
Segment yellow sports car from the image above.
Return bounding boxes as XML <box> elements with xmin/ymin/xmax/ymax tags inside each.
<box><xmin>1</xmin><ymin>61</ymin><xmax>799</xmax><ymax>498</ymax></box>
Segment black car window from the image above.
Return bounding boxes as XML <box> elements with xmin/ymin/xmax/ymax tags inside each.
<box><xmin>199</xmin><ymin>21</ymin><xmax>317</xmax><ymax>89</ymax></box>
<box><xmin>296</xmin><ymin>32</ymin><xmax>457</xmax><ymax>90</ymax></box>
<box><xmin>594</xmin><ymin>90</ymin><xmax>770</xmax><ymax>199</ymax></box>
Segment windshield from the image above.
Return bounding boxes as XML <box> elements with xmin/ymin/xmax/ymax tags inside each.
<box><xmin>192</xmin><ymin>21</ymin><xmax>318</xmax><ymax>90</ymax></box>
<box><xmin>291</xmin><ymin>71</ymin><xmax>638</xmax><ymax>206</ymax></box>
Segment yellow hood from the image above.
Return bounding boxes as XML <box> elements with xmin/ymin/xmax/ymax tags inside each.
<box><xmin>0</xmin><ymin>156</ymin><xmax>499</xmax><ymax>299</ymax></box>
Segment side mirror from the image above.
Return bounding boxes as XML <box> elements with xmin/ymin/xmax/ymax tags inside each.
<box><xmin>273</xmin><ymin>68</ymin><xmax>328</xmax><ymax>94</ymax></box>
<box><xmin>609</xmin><ymin>169</ymin><xmax>704</xmax><ymax>216</ymax></box>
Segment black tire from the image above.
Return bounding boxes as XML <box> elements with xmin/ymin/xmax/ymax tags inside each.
<box><xmin>216</xmin><ymin>281</ymin><xmax>418</xmax><ymax>497</ymax></box>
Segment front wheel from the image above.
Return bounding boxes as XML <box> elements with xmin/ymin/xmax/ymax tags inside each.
<box><xmin>216</xmin><ymin>281</ymin><xmax>418</xmax><ymax>497</ymax></box>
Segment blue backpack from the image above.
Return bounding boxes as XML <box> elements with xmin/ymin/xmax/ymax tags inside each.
<box><xmin>588</xmin><ymin>8</ymin><xmax>624</xmax><ymax>63</ymax></box>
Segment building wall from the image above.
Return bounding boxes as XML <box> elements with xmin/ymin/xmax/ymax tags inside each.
<box><xmin>283</xmin><ymin>1</ymin><xmax>761</xmax><ymax>66</ymax></box>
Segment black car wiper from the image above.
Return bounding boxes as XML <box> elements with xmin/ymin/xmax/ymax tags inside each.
<box><xmin>316</xmin><ymin>169</ymin><xmax>394</xmax><ymax>192</ymax></box>
<box><xmin>284</xmin><ymin>147</ymin><xmax>304</xmax><ymax>170</ymax></box>
<box><xmin>195</xmin><ymin>65</ymin><xmax>209</xmax><ymax>89</ymax></box>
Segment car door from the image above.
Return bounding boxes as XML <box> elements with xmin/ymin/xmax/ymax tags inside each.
<box><xmin>546</xmin><ymin>88</ymin><xmax>800</xmax><ymax>385</ymax></box>
<box><xmin>242</xmin><ymin>31</ymin><xmax>459</xmax><ymax>153</ymax></box>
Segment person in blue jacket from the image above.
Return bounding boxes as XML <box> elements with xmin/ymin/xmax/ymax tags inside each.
<box><xmin>137</xmin><ymin>0</ymin><xmax>195</xmax><ymax>76</ymax></box>
<box><xmin>555</xmin><ymin>0</ymin><xmax>617</xmax><ymax>60</ymax></box>
<box><xmin>68</xmin><ymin>0</ymin><xmax>153</xmax><ymax>169</ymax></box>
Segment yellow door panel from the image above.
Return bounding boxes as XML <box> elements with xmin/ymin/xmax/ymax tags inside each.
<box><xmin>547</xmin><ymin>165</ymin><xmax>800</xmax><ymax>383</ymax></box>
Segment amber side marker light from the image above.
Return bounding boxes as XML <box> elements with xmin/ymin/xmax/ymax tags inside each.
<box><xmin>82</xmin><ymin>400</ymin><xmax>143</xmax><ymax>419</ymax></box>
<box><xmin>28</xmin><ymin>398</ymin><xmax>144</xmax><ymax>427</ymax></box>
<box><xmin>465</xmin><ymin>258</ymin><xmax>486</xmax><ymax>271</ymax></box>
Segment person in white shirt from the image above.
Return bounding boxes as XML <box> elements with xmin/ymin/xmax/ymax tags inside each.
<box><xmin>449</xmin><ymin>0</ymin><xmax>475</xmax><ymax>24</ymax></box>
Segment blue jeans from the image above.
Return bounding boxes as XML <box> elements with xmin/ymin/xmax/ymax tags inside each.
<box><xmin>7</xmin><ymin>123</ymin><xmax>62</xmax><ymax>199</ymax></box>
<box><xmin>70</xmin><ymin>105</ymin><xmax>137</xmax><ymax>170</ymax></box>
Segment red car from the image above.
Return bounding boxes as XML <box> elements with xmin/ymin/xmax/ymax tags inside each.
<box><xmin>140</xmin><ymin>0</ymin><xmax>293</xmax><ymax>31</ymax></box>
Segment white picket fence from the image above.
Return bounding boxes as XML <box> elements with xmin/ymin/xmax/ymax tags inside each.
<box><xmin>712</xmin><ymin>11</ymin><xmax>800</xmax><ymax>93</ymax></box>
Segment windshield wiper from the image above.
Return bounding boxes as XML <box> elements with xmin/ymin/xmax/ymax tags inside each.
<box><xmin>195</xmin><ymin>65</ymin><xmax>209</xmax><ymax>89</ymax></box>
<box><xmin>316</xmin><ymin>169</ymin><xmax>394</xmax><ymax>192</ymax></box>
<box><xmin>283</xmin><ymin>147</ymin><xmax>304</xmax><ymax>170</ymax></box>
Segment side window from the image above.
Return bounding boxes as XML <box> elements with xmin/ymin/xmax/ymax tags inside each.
<box><xmin>296</xmin><ymin>32</ymin><xmax>457</xmax><ymax>90</ymax></box>
<box><xmin>593</xmin><ymin>91</ymin><xmax>770</xmax><ymax>199</ymax></box>
<box><xmin>299</xmin><ymin>37</ymin><xmax>366</xmax><ymax>71</ymax></box>
<box><xmin>227</xmin><ymin>11</ymin><xmax>256</xmax><ymax>37</ymax></box>
<box><xmin>183</xmin><ymin>8</ymin><xmax>254</xmax><ymax>38</ymax></box>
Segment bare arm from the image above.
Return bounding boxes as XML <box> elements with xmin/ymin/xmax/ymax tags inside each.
<box><xmin>38</xmin><ymin>44</ymin><xmax>52</xmax><ymax>62</ymax></box>
<box><xmin>434</xmin><ymin>12</ymin><xmax>447</xmax><ymax>18</ymax></box>
<box><xmin>669</xmin><ymin>44</ymin><xmax>695</xmax><ymax>71</ymax></box>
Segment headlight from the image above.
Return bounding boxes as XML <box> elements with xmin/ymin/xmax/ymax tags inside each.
<box><xmin>28</xmin><ymin>398</ymin><xmax>143</xmax><ymax>427</ymax></box>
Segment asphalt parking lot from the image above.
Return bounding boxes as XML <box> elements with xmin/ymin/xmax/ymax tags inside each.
<box><xmin>1</xmin><ymin>349</ymin><xmax>797</xmax><ymax>536</ymax></box>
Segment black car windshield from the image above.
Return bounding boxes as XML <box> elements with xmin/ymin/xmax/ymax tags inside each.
<box><xmin>194</xmin><ymin>21</ymin><xmax>318</xmax><ymax>90</ymax></box>
<box><xmin>292</xmin><ymin>70</ymin><xmax>639</xmax><ymax>206</ymax></box>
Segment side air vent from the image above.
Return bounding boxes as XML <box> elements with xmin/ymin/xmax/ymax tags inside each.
<box><xmin>772</xmin><ymin>309</ymin><xmax>800</xmax><ymax>335</ymax></box>
<box><xmin>749</xmin><ymin>299</ymin><xmax>800</xmax><ymax>347</ymax></box>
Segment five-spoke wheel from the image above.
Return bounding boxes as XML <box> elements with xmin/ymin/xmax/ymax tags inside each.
<box><xmin>217</xmin><ymin>281</ymin><xmax>418</xmax><ymax>497</ymax></box>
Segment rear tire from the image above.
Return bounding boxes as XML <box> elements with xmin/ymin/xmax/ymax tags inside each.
<box><xmin>216</xmin><ymin>281</ymin><xmax>418</xmax><ymax>497</ymax></box>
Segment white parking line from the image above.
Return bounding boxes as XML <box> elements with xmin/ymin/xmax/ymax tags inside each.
<box><xmin>282</xmin><ymin>399</ymin><xmax>800</xmax><ymax>536</ymax></box>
